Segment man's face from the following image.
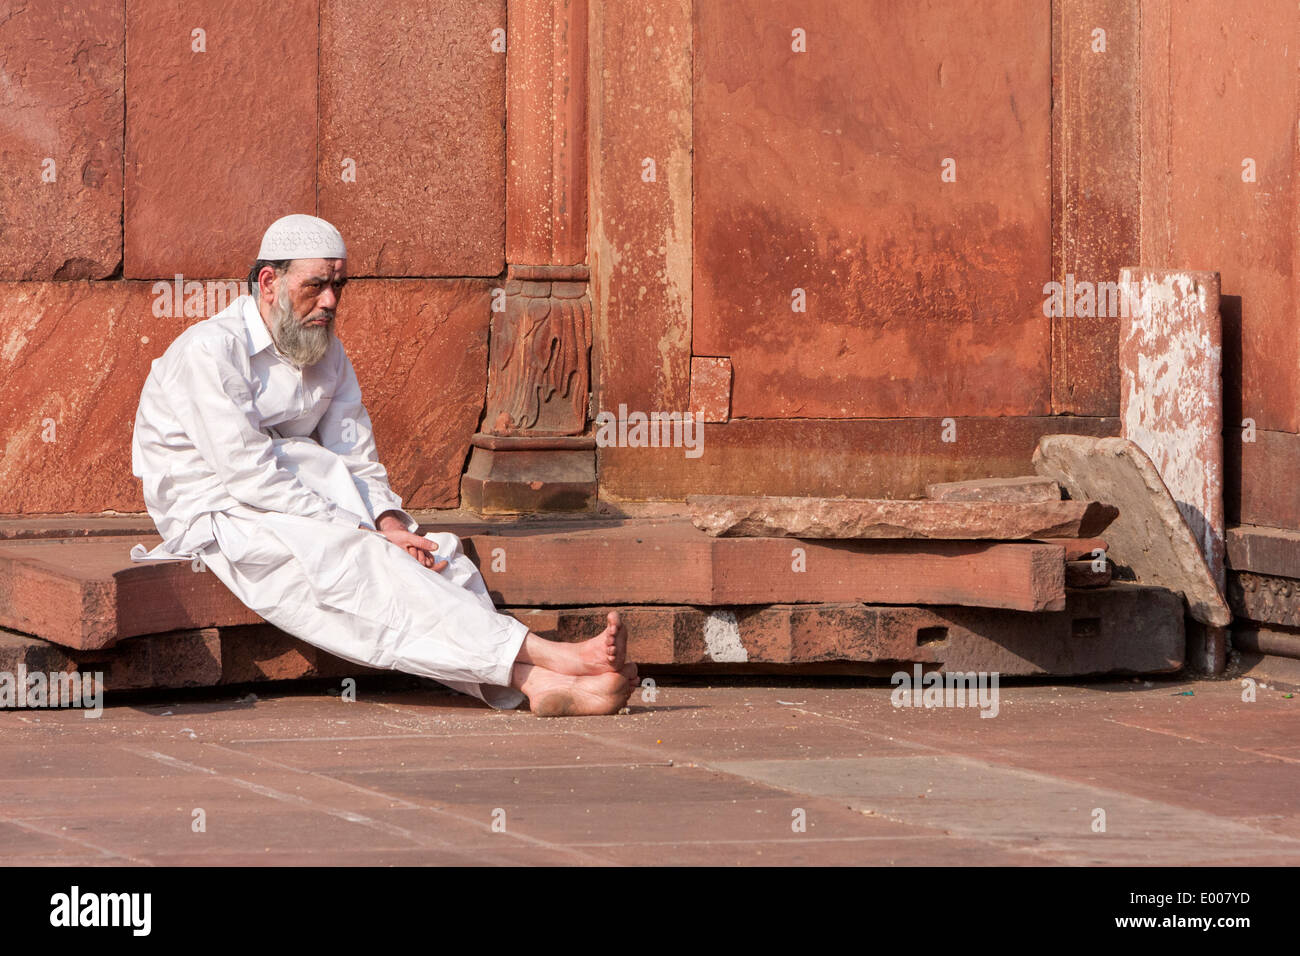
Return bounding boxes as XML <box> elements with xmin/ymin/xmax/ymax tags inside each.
<box><xmin>264</xmin><ymin>258</ymin><xmax>347</xmax><ymax>367</ymax></box>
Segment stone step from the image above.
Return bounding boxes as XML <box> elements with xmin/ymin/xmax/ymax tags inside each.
<box><xmin>0</xmin><ymin>520</ymin><xmax>1073</xmax><ymax>648</ymax></box>
<box><xmin>0</xmin><ymin>583</ymin><xmax>1184</xmax><ymax>696</ymax></box>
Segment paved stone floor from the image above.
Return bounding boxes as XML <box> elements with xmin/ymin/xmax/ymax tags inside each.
<box><xmin>2</xmin><ymin>674</ymin><xmax>1298</xmax><ymax>866</ymax></box>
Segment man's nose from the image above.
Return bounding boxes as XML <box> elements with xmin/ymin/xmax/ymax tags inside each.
<box><xmin>317</xmin><ymin>286</ymin><xmax>338</xmax><ymax>311</ymax></box>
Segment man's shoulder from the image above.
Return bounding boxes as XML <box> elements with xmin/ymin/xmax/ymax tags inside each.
<box><xmin>160</xmin><ymin>298</ymin><xmax>251</xmax><ymax>364</ymax></box>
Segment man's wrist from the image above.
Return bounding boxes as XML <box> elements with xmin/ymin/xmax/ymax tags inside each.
<box><xmin>375</xmin><ymin>510</ymin><xmax>407</xmax><ymax>532</ymax></box>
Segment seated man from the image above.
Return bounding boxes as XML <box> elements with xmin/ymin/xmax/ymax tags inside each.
<box><xmin>130</xmin><ymin>214</ymin><xmax>635</xmax><ymax>716</ymax></box>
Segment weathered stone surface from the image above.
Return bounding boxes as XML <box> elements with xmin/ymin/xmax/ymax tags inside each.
<box><xmin>688</xmin><ymin>495</ymin><xmax>1116</xmax><ymax>540</ymax></box>
<box><xmin>0</xmin><ymin>0</ymin><xmax>123</xmax><ymax>279</ymax></box>
<box><xmin>1033</xmin><ymin>434</ymin><xmax>1232</xmax><ymax>626</ymax></box>
<box><xmin>689</xmin><ymin>356</ymin><xmax>732</xmax><ymax>423</ymax></box>
<box><xmin>1065</xmin><ymin>559</ymin><xmax>1111</xmax><ymax>588</ymax></box>
<box><xmin>1119</xmin><ymin>268</ymin><xmax>1224</xmax><ymax>588</ymax></box>
<box><xmin>1033</xmin><ymin>537</ymin><xmax>1107</xmax><ymax>561</ymax></box>
<box><xmin>503</xmin><ymin>0</ymin><xmax>587</xmax><ymax>267</ymax></box>
<box><xmin>124</xmin><ymin>0</ymin><xmax>317</xmax><ymax>278</ymax></box>
<box><xmin>598</xmin><ymin>416</ymin><xmax>1118</xmax><ymax>502</ymax></box>
<box><xmin>1050</xmin><ymin>0</ymin><xmax>1139</xmax><ymax>416</ymax></box>
<box><xmin>0</xmin><ymin>281</ymin><xmax>174</xmax><ymax>515</ymax></box>
<box><xmin>334</xmin><ymin>280</ymin><xmax>490</xmax><ymax>509</ymax></box>
<box><xmin>318</xmin><ymin>0</ymin><xmax>505</xmax><ymax>276</ymax></box>
<box><xmin>1228</xmin><ymin>524</ymin><xmax>1300</xmax><ymax>579</ymax></box>
<box><xmin>588</xmin><ymin>0</ymin><xmax>692</xmax><ymax>419</ymax></box>
<box><xmin>926</xmin><ymin>476</ymin><xmax>1061</xmax><ymax>503</ymax></box>
<box><xmin>1228</xmin><ymin>572</ymin><xmax>1300</xmax><ymax>629</ymax></box>
<box><xmin>526</xmin><ymin>584</ymin><xmax>1182</xmax><ymax>674</ymax></box>
<box><xmin>1141</xmin><ymin>0</ymin><xmax>1298</xmax><ymax>436</ymax></box>
<box><xmin>1227</xmin><ymin>430</ymin><xmax>1300</xmax><ymax>532</ymax></box>
<box><xmin>693</xmin><ymin>2</ymin><xmax>1050</xmax><ymax>418</ymax></box>
<box><xmin>461</xmin><ymin>440</ymin><xmax>597</xmax><ymax>514</ymax></box>
<box><xmin>707</xmin><ymin>538</ymin><xmax>1066</xmax><ymax>612</ymax></box>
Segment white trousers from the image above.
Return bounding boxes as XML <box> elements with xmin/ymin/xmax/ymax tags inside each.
<box><xmin>177</xmin><ymin>435</ymin><xmax>529</xmax><ymax>709</ymax></box>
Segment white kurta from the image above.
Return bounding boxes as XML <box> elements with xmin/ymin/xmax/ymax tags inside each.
<box><xmin>130</xmin><ymin>294</ymin><xmax>528</xmax><ymax>709</ymax></box>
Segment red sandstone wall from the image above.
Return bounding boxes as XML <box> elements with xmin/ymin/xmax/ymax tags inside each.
<box><xmin>0</xmin><ymin>0</ymin><xmax>504</xmax><ymax>513</ymax></box>
<box><xmin>1</xmin><ymin>0</ymin><xmax>1295</xmax><ymax>527</ymax></box>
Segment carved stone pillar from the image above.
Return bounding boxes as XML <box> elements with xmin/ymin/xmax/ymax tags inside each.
<box><xmin>463</xmin><ymin>0</ymin><xmax>596</xmax><ymax>513</ymax></box>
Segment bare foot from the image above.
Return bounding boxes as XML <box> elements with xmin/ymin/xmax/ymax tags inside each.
<box><xmin>525</xmin><ymin>663</ymin><xmax>637</xmax><ymax>717</ymax></box>
<box><xmin>520</xmin><ymin>612</ymin><xmax>627</xmax><ymax>677</ymax></box>
<box><xmin>575</xmin><ymin>611</ymin><xmax>626</xmax><ymax>675</ymax></box>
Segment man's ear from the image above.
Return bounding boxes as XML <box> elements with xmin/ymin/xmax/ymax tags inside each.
<box><xmin>257</xmin><ymin>264</ymin><xmax>286</xmax><ymax>303</ymax></box>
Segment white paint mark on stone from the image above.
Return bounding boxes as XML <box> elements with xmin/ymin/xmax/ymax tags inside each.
<box><xmin>703</xmin><ymin>610</ymin><xmax>748</xmax><ymax>662</ymax></box>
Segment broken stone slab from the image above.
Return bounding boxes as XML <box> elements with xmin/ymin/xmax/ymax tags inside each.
<box><xmin>1032</xmin><ymin>434</ymin><xmax>1232</xmax><ymax>627</ymax></box>
<box><xmin>1119</xmin><ymin>267</ymin><xmax>1225</xmax><ymax>590</ymax></box>
<box><xmin>687</xmin><ymin>495</ymin><xmax>1116</xmax><ymax>540</ymax></box>
<box><xmin>926</xmin><ymin>476</ymin><xmax>1061</xmax><ymax>503</ymax></box>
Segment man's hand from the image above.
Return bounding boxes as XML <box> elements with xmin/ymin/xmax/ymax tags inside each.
<box><xmin>372</xmin><ymin>513</ymin><xmax>448</xmax><ymax>572</ymax></box>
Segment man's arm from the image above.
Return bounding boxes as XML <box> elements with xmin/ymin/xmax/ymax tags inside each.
<box><xmin>314</xmin><ymin>350</ymin><xmax>418</xmax><ymax>533</ymax></box>
<box><xmin>171</xmin><ymin>336</ymin><xmax>369</xmax><ymax>529</ymax></box>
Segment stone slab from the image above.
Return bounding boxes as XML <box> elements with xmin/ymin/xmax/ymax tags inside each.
<box><xmin>1119</xmin><ymin>268</ymin><xmax>1224</xmax><ymax>588</ymax></box>
<box><xmin>124</xmin><ymin>0</ymin><xmax>318</xmax><ymax>278</ymax></box>
<box><xmin>0</xmin><ymin>0</ymin><xmax>123</xmax><ymax>279</ymax></box>
<box><xmin>1064</xmin><ymin>559</ymin><xmax>1111</xmax><ymax>588</ymax></box>
<box><xmin>318</xmin><ymin>0</ymin><xmax>505</xmax><ymax>276</ymax></box>
<box><xmin>1227</xmin><ymin>524</ymin><xmax>1300</xmax><ymax>579</ymax></box>
<box><xmin>1033</xmin><ymin>434</ymin><xmax>1231</xmax><ymax>626</ymax></box>
<box><xmin>0</xmin><ymin>521</ymin><xmax>1067</xmax><ymax>647</ymax></box>
<box><xmin>925</xmin><ymin>476</ymin><xmax>1061</xmax><ymax>503</ymax></box>
<box><xmin>688</xmin><ymin>495</ymin><xmax>1116</xmax><ymax>540</ymax></box>
<box><xmin>598</xmin><ymin>416</ymin><xmax>1118</xmax><ymax>502</ymax></box>
<box><xmin>1227</xmin><ymin>430</ymin><xmax>1300</xmax><ymax>532</ymax></box>
<box><xmin>1033</xmin><ymin>538</ymin><xmax>1107</xmax><ymax>561</ymax></box>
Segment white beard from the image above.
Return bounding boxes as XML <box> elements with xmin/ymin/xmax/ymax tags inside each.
<box><xmin>269</xmin><ymin>282</ymin><xmax>335</xmax><ymax>367</ymax></box>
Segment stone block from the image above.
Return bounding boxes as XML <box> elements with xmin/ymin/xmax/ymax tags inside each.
<box><xmin>926</xmin><ymin>476</ymin><xmax>1061</xmax><ymax>502</ymax></box>
<box><xmin>124</xmin><ymin>0</ymin><xmax>317</xmax><ymax>278</ymax></box>
<box><xmin>1119</xmin><ymin>268</ymin><xmax>1224</xmax><ymax>588</ymax></box>
<box><xmin>1034</xmin><ymin>434</ymin><xmax>1232</xmax><ymax>627</ymax></box>
<box><xmin>689</xmin><ymin>357</ymin><xmax>732</xmax><ymax>423</ymax></box>
<box><xmin>318</xmin><ymin>0</ymin><xmax>505</xmax><ymax>276</ymax></box>
<box><xmin>0</xmin><ymin>0</ymin><xmax>123</xmax><ymax>279</ymax></box>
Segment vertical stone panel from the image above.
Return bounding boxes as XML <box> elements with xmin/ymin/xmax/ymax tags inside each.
<box><xmin>0</xmin><ymin>281</ymin><xmax>164</xmax><ymax>513</ymax></box>
<box><xmin>588</xmin><ymin>0</ymin><xmax>693</xmax><ymax>419</ymax></box>
<box><xmin>0</xmin><ymin>0</ymin><xmax>124</xmax><ymax>279</ymax></box>
<box><xmin>693</xmin><ymin>0</ymin><xmax>1051</xmax><ymax>418</ymax></box>
<box><xmin>319</xmin><ymin>0</ymin><xmax>506</xmax><ymax>277</ymax></box>
<box><xmin>124</xmin><ymin>0</ymin><xmax>318</xmax><ymax>279</ymax></box>
<box><xmin>1050</xmin><ymin>0</ymin><xmax>1139</xmax><ymax>415</ymax></box>
<box><xmin>332</xmin><ymin>279</ymin><xmax>490</xmax><ymax>509</ymax></box>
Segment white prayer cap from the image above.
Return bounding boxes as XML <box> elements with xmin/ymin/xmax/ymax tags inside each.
<box><xmin>257</xmin><ymin>214</ymin><xmax>347</xmax><ymax>261</ymax></box>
